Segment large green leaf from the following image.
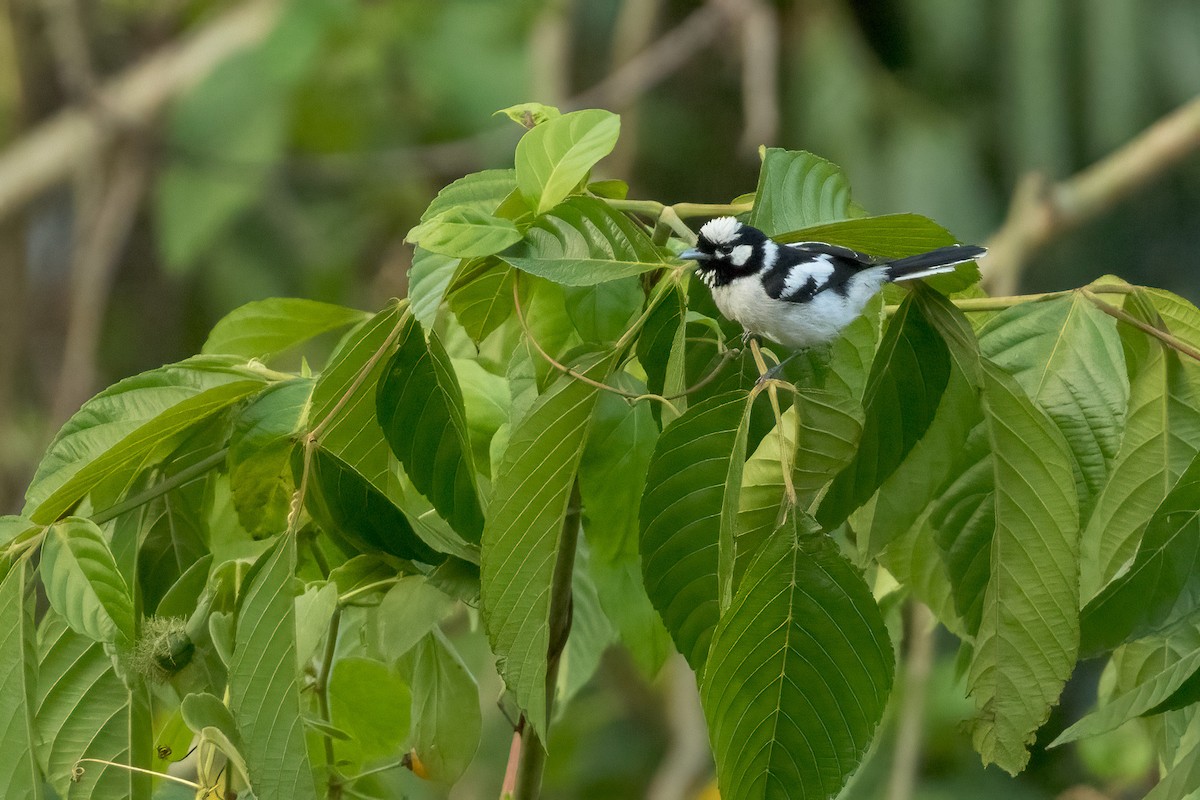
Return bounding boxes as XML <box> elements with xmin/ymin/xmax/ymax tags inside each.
<box><xmin>306</xmin><ymin>303</ymin><xmax>441</xmax><ymax>562</ymax></box>
<box><xmin>1080</xmin><ymin>453</ymin><xmax>1200</xmax><ymax>655</ymax></box>
<box><xmin>447</xmin><ymin>260</ymin><xmax>515</xmax><ymax>343</ymax></box>
<box><xmin>1080</xmin><ymin>294</ymin><xmax>1200</xmax><ymax>601</ymax></box>
<box><xmin>639</xmin><ymin>391</ymin><xmax>753</xmax><ymax>671</ymax></box>
<box><xmin>515</xmin><ymin>109</ymin><xmax>620</xmax><ymax>214</ymax></box>
<box><xmin>24</xmin><ymin>357</ymin><xmax>269</xmax><ymax>524</ymax></box>
<box><xmin>0</xmin><ymin>559</ymin><xmax>41</xmax><ymax>800</ymax></box>
<box><xmin>499</xmin><ymin>196</ymin><xmax>669</xmax><ymax>286</ymax></box>
<box><xmin>41</xmin><ymin>517</ymin><xmax>135</xmax><ymax>645</ymax></box>
<box><xmin>480</xmin><ymin>355</ymin><xmax>611</xmax><ymax>736</ymax></box>
<box><xmin>748</xmin><ymin>148</ymin><xmax>851</xmax><ymax>235</ymax></box>
<box><xmin>229</xmin><ymin>378</ymin><xmax>313</xmax><ymax>538</ymax></box>
<box><xmin>408</xmin><ymin>208</ymin><xmax>523</xmax><ymax>259</ymax></box>
<box><xmin>202</xmin><ymin>298</ymin><xmax>370</xmax><ymax>359</ymax></box>
<box><xmin>774</xmin><ymin>213</ymin><xmax>981</xmax><ymax>293</ymax></box>
<box><xmin>376</xmin><ymin>316</ymin><xmax>484</xmax><ymax>542</ymax></box>
<box><xmin>329</xmin><ymin>657</ymin><xmax>412</xmax><ymax>768</ymax></box>
<box><xmin>967</xmin><ymin>362</ymin><xmax>1080</xmax><ymax>774</ymax></box>
<box><xmin>700</xmin><ymin>514</ymin><xmax>894</xmax><ymax>800</ymax></box>
<box><xmin>375</xmin><ymin>576</ymin><xmax>456</xmax><ymax>662</ymax></box>
<box><xmin>1054</xmin><ymin>612</ymin><xmax>1200</xmax><ymax>746</ymax></box>
<box><xmin>866</xmin><ymin>292</ymin><xmax>982</xmax><ymax>557</ymax></box>
<box><xmin>579</xmin><ymin>386</ymin><xmax>672</xmax><ymax>676</ymax></box>
<box><xmin>398</xmin><ymin>630</ymin><xmax>481</xmax><ymax>785</ymax></box>
<box><xmin>978</xmin><ymin>294</ymin><xmax>1128</xmax><ymax>523</ymax></box>
<box><xmin>36</xmin><ymin>612</ymin><xmax>152</xmax><ymax>798</ymax></box>
<box><xmin>227</xmin><ymin>535</ymin><xmax>317</xmax><ymax>800</ymax></box>
<box><xmin>818</xmin><ymin>295</ymin><xmax>950</xmax><ymax>528</ymax></box>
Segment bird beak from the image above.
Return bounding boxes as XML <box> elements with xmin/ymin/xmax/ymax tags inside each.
<box><xmin>680</xmin><ymin>248</ymin><xmax>708</xmax><ymax>263</ymax></box>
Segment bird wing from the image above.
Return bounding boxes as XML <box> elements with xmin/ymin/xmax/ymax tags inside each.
<box><xmin>785</xmin><ymin>240</ymin><xmax>880</xmax><ymax>265</ymax></box>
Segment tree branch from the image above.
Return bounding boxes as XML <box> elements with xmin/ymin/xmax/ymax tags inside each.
<box><xmin>0</xmin><ymin>0</ymin><xmax>282</xmax><ymax>220</ymax></box>
<box><xmin>984</xmin><ymin>95</ymin><xmax>1200</xmax><ymax>294</ymax></box>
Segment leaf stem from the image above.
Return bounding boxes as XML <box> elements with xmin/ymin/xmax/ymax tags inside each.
<box><xmin>91</xmin><ymin>448</ymin><xmax>228</xmax><ymax>525</ymax></box>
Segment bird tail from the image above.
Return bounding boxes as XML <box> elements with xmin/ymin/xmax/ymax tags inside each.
<box><xmin>885</xmin><ymin>245</ymin><xmax>986</xmax><ymax>282</ymax></box>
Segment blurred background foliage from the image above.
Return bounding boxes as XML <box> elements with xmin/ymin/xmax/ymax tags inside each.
<box><xmin>1</xmin><ymin>0</ymin><xmax>1199</xmax><ymax>798</ymax></box>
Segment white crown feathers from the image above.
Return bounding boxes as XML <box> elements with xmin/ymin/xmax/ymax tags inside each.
<box><xmin>699</xmin><ymin>216</ymin><xmax>742</xmax><ymax>245</ymax></box>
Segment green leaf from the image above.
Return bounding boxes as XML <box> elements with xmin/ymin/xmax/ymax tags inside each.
<box><xmin>563</xmin><ymin>277</ymin><xmax>642</xmax><ymax>343</ymax></box>
<box><xmin>376</xmin><ymin>576</ymin><xmax>456</xmax><ymax>661</ymax></box>
<box><xmin>748</xmin><ymin>148</ymin><xmax>851</xmax><ymax>235</ymax></box>
<box><xmin>1081</xmin><ymin>293</ymin><xmax>1200</xmax><ymax>601</ymax></box>
<box><xmin>376</xmin><ymin>316</ymin><xmax>484</xmax><ymax>542</ymax></box>
<box><xmin>294</xmin><ymin>583</ymin><xmax>338</xmax><ymax>670</ymax></box>
<box><xmin>36</xmin><ymin>612</ymin><xmax>152</xmax><ymax>798</ymax></box>
<box><xmin>41</xmin><ymin>517</ymin><xmax>135</xmax><ymax>644</ymax></box>
<box><xmin>229</xmin><ymin>378</ymin><xmax>313</xmax><ymax>538</ymax></box>
<box><xmin>500</xmin><ymin>196</ymin><xmax>669</xmax><ymax>286</ymax></box>
<box><xmin>0</xmin><ymin>515</ymin><xmax>37</xmax><ymax>551</ymax></box>
<box><xmin>557</xmin><ymin>544</ymin><xmax>617</xmax><ymax>707</ymax></box>
<box><xmin>328</xmin><ymin>554</ymin><xmax>408</xmax><ymax>603</ymax></box>
<box><xmin>639</xmin><ymin>391</ymin><xmax>753</xmax><ymax>671</ymax></box>
<box><xmin>818</xmin><ymin>295</ymin><xmax>951</xmax><ymax>529</ymax></box>
<box><xmin>24</xmin><ymin>357</ymin><xmax>269</xmax><ymax>524</ymax></box>
<box><xmin>0</xmin><ymin>559</ymin><xmax>41</xmax><ymax>800</ymax></box>
<box><xmin>495</xmin><ymin>102</ymin><xmax>561</xmax><ymax>127</ymax></box>
<box><xmin>408</xmin><ymin>208</ymin><xmax>523</xmax><ymax>259</ymax></box>
<box><xmin>866</xmin><ymin>292</ymin><xmax>982</xmax><ymax>557</ymax></box>
<box><xmin>481</xmin><ymin>355</ymin><xmax>612</xmax><ymax>736</ymax></box>
<box><xmin>775</xmin><ymin>213</ymin><xmax>981</xmax><ymax>293</ymax></box>
<box><xmin>967</xmin><ymin>361</ymin><xmax>1080</xmax><ymax>774</ymax></box>
<box><xmin>1080</xmin><ymin>453</ymin><xmax>1200</xmax><ymax>655</ymax></box>
<box><xmin>408</xmin><ymin>248</ymin><xmax>460</xmax><ymax>330</ymax></box>
<box><xmin>1143</xmin><ymin>739</ymin><xmax>1200</xmax><ymax>800</ymax></box>
<box><xmin>181</xmin><ymin>691</ymin><xmax>242</xmax><ymax>747</ymax></box>
<box><xmin>515</xmin><ymin>109</ymin><xmax>620</xmax><ymax>214</ymax></box>
<box><xmin>307</xmin><ymin>303</ymin><xmax>440</xmax><ymax>562</ymax></box>
<box><xmin>398</xmin><ymin>630</ymin><xmax>481</xmax><ymax>784</ymax></box>
<box><xmin>580</xmin><ymin>386</ymin><xmax>672</xmax><ymax>676</ymax></box>
<box><xmin>329</xmin><ymin>657</ymin><xmax>412</xmax><ymax>767</ymax></box>
<box><xmin>227</xmin><ymin>535</ymin><xmax>318</xmax><ymax>800</ymax></box>
<box><xmin>1054</xmin><ymin>615</ymin><xmax>1200</xmax><ymax>746</ymax></box>
<box><xmin>447</xmin><ymin>260</ymin><xmax>515</xmax><ymax>343</ymax></box>
<box><xmin>420</xmin><ymin>168</ymin><xmax>519</xmax><ymax>222</ymax></box>
<box><xmin>700</xmin><ymin>514</ymin><xmax>894</xmax><ymax>800</ymax></box>
<box><xmin>203</xmin><ymin>298</ymin><xmax>370</xmax><ymax>359</ymax></box>
<box><xmin>636</xmin><ymin>285</ymin><xmax>687</xmax><ymax>420</ymax></box>
<box><xmin>978</xmin><ymin>294</ymin><xmax>1128</xmax><ymax>523</ymax></box>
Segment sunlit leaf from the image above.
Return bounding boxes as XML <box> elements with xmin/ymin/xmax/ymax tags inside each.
<box><xmin>749</xmin><ymin>148</ymin><xmax>851</xmax><ymax>235</ymax></box>
<box><xmin>408</xmin><ymin>208</ymin><xmax>523</xmax><ymax>259</ymax></box>
<box><xmin>203</xmin><ymin>298</ymin><xmax>370</xmax><ymax>359</ymax></box>
<box><xmin>515</xmin><ymin>109</ymin><xmax>620</xmax><ymax>214</ymax></box>
<box><xmin>41</xmin><ymin>517</ymin><xmax>135</xmax><ymax>644</ymax></box>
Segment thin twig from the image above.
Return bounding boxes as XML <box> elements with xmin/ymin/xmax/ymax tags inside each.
<box><xmin>1083</xmin><ymin>290</ymin><xmax>1200</xmax><ymax>365</ymax></box>
<box><xmin>315</xmin><ymin>606</ymin><xmax>345</xmax><ymax>800</ymax></box>
<box><xmin>885</xmin><ymin>602</ymin><xmax>935</xmax><ymax>800</ymax></box>
<box><xmin>90</xmin><ymin>448</ymin><xmax>228</xmax><ymax>526</ymax></box>
<box><xmin>51</xmin><ymin>140</ymin><xmax>151</xmax><ymax>424</ymax></box>
<box><xmin>307</xmin><ymin>310</ymin><xmax>406</xmax><ymax>443</ymax></box>
<box><xmin>984</xmin><ymin>95</ymin><xmax>1200</xmax><ymax>294</ymax></box>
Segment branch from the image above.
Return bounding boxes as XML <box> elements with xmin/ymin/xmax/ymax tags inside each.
<box><xmin>0</xmin><ymin>0</ymin><xmax>282</xmax><ymax>220</ymax></box>
<box><xmin>984</xmin><ymin>95</ymin><xmax>1200</xmax><ymax>294</ymax></box>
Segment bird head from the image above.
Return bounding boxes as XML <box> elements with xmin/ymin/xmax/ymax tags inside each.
<box><xmin>680</xmin><ymin>217</ymin><xmax>771</xmax><ymax>287</ymax></box>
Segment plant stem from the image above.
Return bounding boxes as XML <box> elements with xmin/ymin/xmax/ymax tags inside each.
<box><xmin>1083</xmin><ymin>290</ymin><xmax>1200</xmax><ymax>365</ymax></box>
<box><xmin>91</xmin><ymin>448</ymin><xmax>228</xmax><ymax>525</ymax></box>
<box><xmin>316</xmin><ymin>605</ymin><xmax>344</xmax><ymax>800</ymax></box>
<box><xmin>513</xmin><ymin>483</ymin><xmax>582</xmax><ymax>800</ymax></box>
<box><xmin>882</xmin><ymin>283</ymin><xmax>1135</xmax><ymax>316</ymax></box>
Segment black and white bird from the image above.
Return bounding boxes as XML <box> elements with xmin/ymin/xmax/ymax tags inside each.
<box><xmin>680</xmin><ymin>217</ymin><xmax>985</xmax><ymax>350</ymax></box>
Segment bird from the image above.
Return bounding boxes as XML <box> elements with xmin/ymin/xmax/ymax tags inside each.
<box><xmin>679</xmin><ymin>217</ymin><xmax>985</xmax><ymax>359</ymax></box>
